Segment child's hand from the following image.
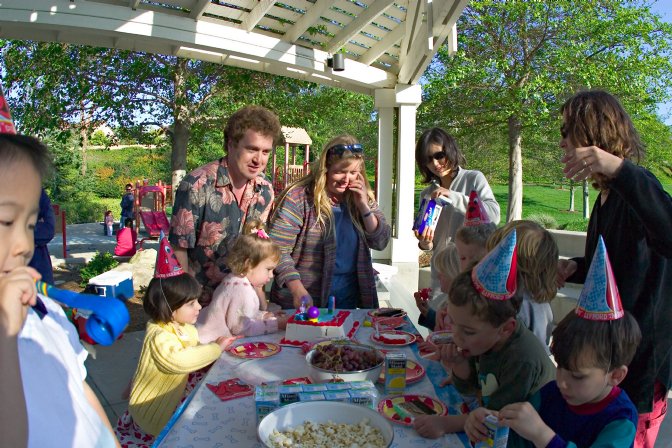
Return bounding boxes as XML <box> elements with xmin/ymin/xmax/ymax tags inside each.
<box><xmin>0</xmin><ymin>267</ymin><xmax>40</xmax><ymax>337</ymax></box>
<box><xmin>499</xmin><ymin>402</ymin><xmax>554</xmax><ymax>447</ymax></box>
<box><xmin>435</xmin><ymin>307</ymin><xmax>453</xmax><ymax>332</ymax></box>
<box><xmin>215</xmin><ymin>335</ymin><xmax>242</xmax><ymax>351</ymax></box>
<box><xmin>437</xmin><ymin>343</ymin><xmax>468</xmax><ymax>372</ymax></box>
<box><xmin>414</xmin><ymin>294</ymin><xmax>429</xmax><ymax>317</ymax></box>
<box><xmin>275</xmin><ymin>313</ymin><xmax>289</xmax><ymax>330</ymax></box>
<box><xmin>464</xmin><ymin>407</ymin><xmax>494</xmax><ymax>443</ymax></box>
<box><xmin>413</xmin><ymin>415</ymin><xmax>448</xmax><ymax>439</ymax></box>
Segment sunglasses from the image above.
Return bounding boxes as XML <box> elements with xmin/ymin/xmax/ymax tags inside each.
<box><xmin>427</xmin><ymin>151</ymin><xmax>447</xmax><ymax>164</ymax></box>
<box><xmin>328</xmin><ymin>143</ymin><xmax>363</xmax><ymax>157</ymax></box>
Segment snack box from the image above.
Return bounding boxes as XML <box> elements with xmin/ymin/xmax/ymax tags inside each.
<box><xmin>348</xmin><ymin>388</ymin><xmax>378</xmax><ymax>409</ymax></box>
<box><xmin>254</xmin><ymin>385</ymin><xmax>280</xmax><ymax>423</ymax></box>
<box><xmin>323</xmin><ymin>390</ymin><xmax>351</xmax><ymax>402</ymax></box>
<box><xmin>413</xmin><ymin>196</ymin><xmax>450</xmax><ymax>234</ymax></box>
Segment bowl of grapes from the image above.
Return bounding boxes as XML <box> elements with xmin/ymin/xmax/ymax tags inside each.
<box><xmin>306</xmin><ymin>341</ymin><xmax>385</xmax><ymax>383</ymax></box>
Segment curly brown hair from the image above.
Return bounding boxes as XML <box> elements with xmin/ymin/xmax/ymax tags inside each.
<box><xmin>225</xmin><ymin>219</ymin><xmax>280</xmax><ymax>275</ymax></box>
<box><xmin>224</xmin><ymin>105</ymin><xmax>282</xmax><ymax>151</ymax></box>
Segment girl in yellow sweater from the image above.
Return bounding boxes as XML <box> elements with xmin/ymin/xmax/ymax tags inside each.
<box><xmin>115</xmin><ymin>236</ymin><xmax>239</xmax><ymax>446</ymax></box>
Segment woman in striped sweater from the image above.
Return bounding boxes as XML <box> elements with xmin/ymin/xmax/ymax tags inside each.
<box><xmin>269</xmin><ymin>134</ymin><xmax>391</xmax><ymax>310</ymax></box>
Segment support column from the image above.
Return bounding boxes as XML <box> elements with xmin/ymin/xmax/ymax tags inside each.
<box><xmin>373</xmin><ymin>88</ymin><xmax>394</xmax><ymax>260</ymax></box>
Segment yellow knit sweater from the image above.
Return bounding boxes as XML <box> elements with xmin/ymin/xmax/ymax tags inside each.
<box><xmin>129</xmin><ymin>321</ymin><xmax>222</xmax><ymax>435</ymax></box>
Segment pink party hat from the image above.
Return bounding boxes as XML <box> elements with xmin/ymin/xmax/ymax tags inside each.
<box><xmin>0</xmin><ymin>82</ymin><xmax>17</xmax><ymax>134</ymax></box>
<box><xmin>471</xmin><ymin>229</ymin><xmax>517</xmax><ymax>300</ymax></box>
<box><xmin>154</xmin><ymin>232</ymin><xmax>184</xmax><ymax>279</ymax></box>
<box><xmin>575</xmin><ymin>236</ymin><xmax>624</xmax><ymax>321</ymax></box>
<box><xmin>464</xmin><ymin>190</ymin><xmax>491</xmax><ymax>227</ymax></box>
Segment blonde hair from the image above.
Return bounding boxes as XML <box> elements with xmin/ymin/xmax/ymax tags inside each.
<box><xmin>225</xmin><ymin>219</ymin><xmax>280</xmax><ymax>275</ymax></box>
<box><xmin>487</xmin><ymin>220</ymin><xmax>558</xmax><ymax>303</ymax></box>
<box><xmin>273</xmin><ymin>134</ymin><xmax>375</xmax><ymax>236</ymax></box>
<box><xmin>433</xmin><ymin>243</ymin><xmax>461</xmax><ymax>281</ymax></box>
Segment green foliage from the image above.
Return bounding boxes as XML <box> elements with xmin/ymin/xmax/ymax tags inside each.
<box><xmin>79</xmin><ymin>252</ymin><xmax>119</xmax><ymax>286</ymax></box>
<box><xmin>526</xmin><ymin>213</ymin><xmax>559</xmax><ymax>230</ymax></box>
<box><xmin>559</xmin><ymin>219</ymin><xmax>590</xmax><ymax>232</ymax></box>
<box><xmin>90</xmin><ymin>130</ymin><xmax>112</xmax><ymax>147</ymax></box>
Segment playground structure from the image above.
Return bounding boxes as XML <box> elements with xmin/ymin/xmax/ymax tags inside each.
<box><xmin>271</xmin><ymin>127</ymin><xmax>313</xmax><ymax>194</ymax></box>
<box><xmin>133</xmin><ymin>180</ymin><xmax>172</xmax><ymax>245</ymax></box>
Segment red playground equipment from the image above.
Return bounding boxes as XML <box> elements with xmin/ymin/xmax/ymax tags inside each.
<box><xmin>133</xmin><ymin>180</ymin><xmax>172</xmax><ymax>241</ymax></box>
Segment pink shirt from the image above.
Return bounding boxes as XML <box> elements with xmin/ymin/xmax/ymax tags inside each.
<box><xmin>114</xmin><ymin>227</ymin><xmax>137</xmax><ymax>256</ymax></box>
<box><xmin>196</xmin><ymin>273</ymin><xmax>278</xmax><ymax>343</ymax></box>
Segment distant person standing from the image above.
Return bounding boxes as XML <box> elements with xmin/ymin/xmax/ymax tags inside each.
<box><xmin>120</xmin><ymin>183</ymin><xmax>134</xmax><ymax>226</ymax></box>
<box><xmin>114</xmin><ymin>218</ymin><xmax>137</xmax><ymax>257</ymax></box>
<box><xmin>104</xmin><ymin>210</ymin><xmax>114</xmax><ymax>236</ymax></box>
<box><xmin>28</xmin><ymin>188</ymin><xmax>55</xmax><ymax>284</ymax></box>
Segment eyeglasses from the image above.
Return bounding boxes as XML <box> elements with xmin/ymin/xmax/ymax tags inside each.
<box><xmin>427</xmin><ymin>151</ymin><xmax>447</xmax><ymax>164</ymax></box>
<box><xmin>328</xmin><ymin>143</ymin><xmax>363</xmax><ymax>157</ymax></box>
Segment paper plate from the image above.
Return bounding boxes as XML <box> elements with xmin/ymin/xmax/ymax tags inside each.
<box><xmin>368</xmin><ymin>308</ymin><xmax>407</xmax><ymax>319</ymax></box>
<box><xmin>227</xmin><ymin>342</ymin><xmax>281</xmax><ymax>359</ymax></box>
<box><xmin>378</xmin><ymin>394</ymin><xmax>448</xmax><ymax>426</ymax></box>
<box><xmin>427</xmin><ymin>330</ymin><xmax>454</xmax><ymax>345</ymax></box>
<box><xmin>378</xmin><ymin>360</ymin><xmax>425</xmax><ymax>384</ymax></box>
<box><xmin>370</xmin><ymin>330</ymin><xmax>416</xmax><ymax>346</ymax></box>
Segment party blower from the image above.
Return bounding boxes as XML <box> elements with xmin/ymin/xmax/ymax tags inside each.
<box><xmin>36</xmin><ymin>280</ymin><xmax>130</xmax><ymax>346</ymax></box>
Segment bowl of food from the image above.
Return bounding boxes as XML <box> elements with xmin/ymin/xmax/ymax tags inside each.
<box><xmin>306</xmin><ymin>341</ymin><xmax>384</xmax><ymax>383</ymax></box>
<box><xmin>258</xmin><ymin>401</ymin><xmax>394</xmax><ymax>448</ymax></box>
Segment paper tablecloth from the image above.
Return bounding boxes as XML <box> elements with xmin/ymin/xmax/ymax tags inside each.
<box><xmin>156</xmin><ymin>309</ymin><xmax>470</xmax><ymax>448</ymax></box>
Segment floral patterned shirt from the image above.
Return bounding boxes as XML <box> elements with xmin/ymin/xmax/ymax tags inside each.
<box><xmin>169</xmin><ymin>158</ymin><xmax>274</xmax><ymax>305</ymax></box>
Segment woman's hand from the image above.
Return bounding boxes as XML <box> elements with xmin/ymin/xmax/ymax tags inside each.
<box><xmin>556</xmin><ymin>259</ymin><xmax>577</xmax><ymax>288</ymax></box>
<box><xmin>430</xmin><ymin>186</ymin><xmax>451</xmax><ymax>200</ymax></box>
<box><xmin>500</xmin><ymin>402</ymin><xmax>555</xmax><ymax>447</ymax></box>
<box><xmin>348</xmin><ymin>172</ymin><xmax>371</xmax><ymax>210</ymax></box>
<box><xmin>0</xmin><ymin>267</ymin><xmax>40</xmax><ymax>337</ymax></box>
<box><xmin>561</xmin><ymin>145</ymin><xmax>624</xmax><ymax>182</ymax></box>
<box><xmin>286</xmin><ymin>280</ymin><xmax>313</xmax><ymax>309</ymax></box>
<box><xmin>414</xmin><ymin>227</ymin><xmax>435</xmax><ymax>248</ymax></box>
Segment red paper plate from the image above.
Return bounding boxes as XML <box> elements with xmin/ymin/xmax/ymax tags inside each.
<box><xmin>378</xmin><ymin>360</ymin><xmax>426</xmax><ymax>384</ymax></box>
<box><xmin>368</xmin><ymin>308</ymin><xmax>407</xmax><ymax>319</ymax></box>
<box><xmin>370</xmin><ymin>330</ymin><xmax>416</xmax><ymax>346</ymax></box>
<box><xmin>227</xmin><ymin>341</ymin><xmax>281</xmax><ymax>359</ymax></box>
<box><xmin>378</xmin><ymin>394</ymin><xmax>448</xmax><ymax>426</ymax></box>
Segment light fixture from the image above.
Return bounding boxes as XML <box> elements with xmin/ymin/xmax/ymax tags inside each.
<box><xmin>327</xmin><ymin>53</ymin><xmax>345</xmax><ymax>71</ymax></box>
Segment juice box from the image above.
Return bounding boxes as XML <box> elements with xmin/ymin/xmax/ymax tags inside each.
<box><xmin>299</xmin><ymin>391</ymin><xmax>325</xmax><ymax>402</ymax></box>
<box><xmin>254</xmin><ymin>385</ymin><xmax>280</xmax><ymax>423</ymax></box>
<box><xmin>413</xmin><ymin>196</ymin><xmax>450</xmax><ymax>234</ymax></box>
<box><xmin>348</xmin><ymin>388</ymin><xmax>378</xmax><ymax>409</ymax></box>
<box><xmin>474</xmin><ymin>414</ymin><xmax>510</xmax><ymax>448</ymax></box>
<box><xmin>278</xmin><ymin>384</ymin><xmax>302</xmax><ymax>404</ymax></box>
<box><xmin>324</xmin><ymin>390</ymin><xmax>351</xmax><ymax>402</ymax></box>
<box><xmin>384</xmin><ymin>352</ymin><xmax>407</xmax><ymax>395</ymax></box>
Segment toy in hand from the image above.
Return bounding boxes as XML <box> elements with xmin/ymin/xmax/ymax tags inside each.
<box><xmin>414</xmin><ymin>288</ymin><xmax>431</xmax><ymax>301</ymax></box>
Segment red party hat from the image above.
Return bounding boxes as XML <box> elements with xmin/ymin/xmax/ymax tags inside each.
<box><xmin>464</xmin><ymin>190</ymin><xmax>491</xmax><ymax>227</ymax></box>
<box><xmin>471</xmin><ymin>229</ymin><xmax>517</xmax><ymax>300</ymax></box>
<box><xmin>0</xmin><ymin>82</ymin><xmax>17</xmax><ymax>135</ymax></box>
<box><xmin>154</xmin><ymin>232</ymin><xmax>184</xmax><ymax>279</ymax></box>
<box><xmin>575</xmin><ymin>236</ymin><xmax>624</xmax><ymax>321</ymax></box>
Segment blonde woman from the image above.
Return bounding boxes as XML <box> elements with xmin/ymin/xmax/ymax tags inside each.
<box><xmin>269</xmin><ymin>135</ymin><xmax>391</xmax><ymax>309</ymax></box>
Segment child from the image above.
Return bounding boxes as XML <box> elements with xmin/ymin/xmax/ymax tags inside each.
<box><xmin>197</xmin><ymin>220</ymin><xmax>288</xmax><ymax>342</ymax></box>
<box><xmin>413</xmin><ymin>230</ymin><xmax>555</xmax><ymax>443</ymax></box>
<box><xmin>114</xmin><ymin>218</ymin><xmax>137</xmax><ymax>257</ymax></box>
<box><xmin>116</xmin><ymin>236</ymin><xmax>239</xmax><ymax>444</ymax></box>
<box><xmin>0</xmin><ymin>133</ymin><xmax>119</xmax><ymax>447</ymax></box>
<box><xmin>104</xmin><ymin>209</ymin><xmax>114</xmax><ymax>236</ymax></box>
<box><xmin>487</xmin><ymin>220</ymin><xmax>558</xmax><ymax>351</ymax></box>
<box><xmin>415</xmin><ymin>243</ymin><xmax>460</xmax><ymax>331</ymax></box>
<box><xmin>500</xmin><ymin>237</ymin><xmax>641</xmax><ymax>447</ymax></box>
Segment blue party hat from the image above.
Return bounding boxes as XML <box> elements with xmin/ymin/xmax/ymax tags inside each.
<box><xmin>575</xmin><ymin>236</ymin><xmax>624</xmax><ymax>321</ymax></box>
<box><xmin>471</xmin><ymin>229</ymin><xmax>517</xmax><ymax>300</ymax></box>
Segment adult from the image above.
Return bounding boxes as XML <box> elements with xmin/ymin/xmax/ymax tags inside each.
<box><xmin>169</xmin><ymin>105</ymin><xmax>280</xmax><ymax>306</ymax></box>
<box><xmin>28</xmin><ymin>188</ymin><xmax>55</xmax><ymax>284</ymax></box>
<box><xmin>557</xmin><ymin>90</ymin><xmax>672</xmax><ymax>448</ymax></box>
<box><xmin>269</xmin><ymin>135</ymin><xmax>391</xmax><ymax>310</ymax></box>
<box><xmin>414</xmin><ymin>128</ymin><xmax>500</xmax><ymax>301</ymax></box>
<box><xmin>120</xmin><ymin>183</ymin><xmax>134</xmax><ymax>226</ymax></box>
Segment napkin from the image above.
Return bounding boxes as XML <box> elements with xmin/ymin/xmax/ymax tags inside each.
<box><xmin>206</xmin><ymin>378</ymin><xmax>253</xmax><ymax>401</ymax></box>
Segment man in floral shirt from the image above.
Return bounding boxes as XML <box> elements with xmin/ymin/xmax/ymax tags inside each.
<box><xmin>169</xmin><ymin>105</ymin><xmax>281</xmax><ymax>306</ymax></box>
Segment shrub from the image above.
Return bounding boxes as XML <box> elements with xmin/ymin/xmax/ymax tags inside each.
<box><xmin>558</xmin><ymin>218</ymin><xmax>589</xmax><ymax>232</ymax></box>
<box><xmin>526</xmin><ymin>213</ymin><xmax>559</xmax><ymax>230</ymax></box>
<box><xmin>79</xmin><ymin>251</ymin><xmax>119</xmax><ymax>286</ymax></box>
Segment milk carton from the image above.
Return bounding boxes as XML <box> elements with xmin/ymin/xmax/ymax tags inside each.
<box><xmin>474</xmin><ymin>414</ymin><xmax>510</xmax><ymax>448</ymax></box>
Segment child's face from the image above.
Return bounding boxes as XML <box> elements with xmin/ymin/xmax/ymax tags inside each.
<box><xmin>0</xmin><ymin>161</ymin><xmax>41</xmax><ymax>274</ymax></box>
<box><xmin>447</xmin><ymin>302</ymin><xmax>510</xmax><ymax>357</ymax></box>
<box><xmin>556</xmin><ymin>365</ymin><xmax>614</xmax><ymax>406</ymax></box>
<box><xmin>246</xmin><ymin>256</ymin><xmax>277</xmax><ymax>287</ymax></box>
<box><xmin>172</xmin><ymin>298</ymin><xmax>202</xmax><ymax>325</ymax></box>
<box><xmin>455</xmin><ymin>240</ymin><xmax>486</xmax><ymax>272</ymax></box>
<box><xmin>438</xmin><ymin>272</ymin><xmax>453</xmax><ymax>294</ymax></box>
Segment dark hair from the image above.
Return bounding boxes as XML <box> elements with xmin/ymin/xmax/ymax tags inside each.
<box><xmin>224</xmin><ymin>105</ymin><xmax>281</xmax><ymax>151</ymax></box>
<box><xmin>561</xmin><ymin>90</ymin><xmax>643</xmax><ymax>190</ymax></box>
<box><xmin>143</xmin><ymin>273</ymin><xmax>202</xmax><ymax>323</ymax></box>
<box><xmin>0</xmin><ymin>134</ymin><xmax>52</xmax><ymax>179</ymax></box>
<box><xmin>124</xmin><ymin>218</ymin><xmax>133</xmax><ymax>228</ymax></box>
<box><xmin>448</xmin><ymin>269</ymin><xmax>522</xmax><ymax>327</ymax></box>
<box><xmin>415</xmin><ymin>128</ymin><xmax>466</xmax><ymax>184</ymax></box>
<box><xmin>125</xmin><ymin>183</ymin><xmax>133</xmax><ymax>189</ymax></box>
<box><xmin>551</xmin><ymin>311</ymin><xmax>641</xmax><ymax>372</ymax></box>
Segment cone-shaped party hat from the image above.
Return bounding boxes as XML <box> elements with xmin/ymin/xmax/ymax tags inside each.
<box><xmin>154</xmin><ymin>231</ymin><xmax>184</xmax><ymax>279</ymax></box>
<box><xmin>464</xmin><ymin>190</ymin><xmax>491</xmax><ymax>227</ymax></box>
<box><xmin>471</xmin><ymin>229</ymin><xmax>517</xmax><ymax>300</ymax></box>
<box><xmin>575</xmin><ymin>236</ymin><xmax>624</xmax><ymax>321</ymax></box>
<box><xmin>0</xmin><ymin>82</ymin><xmax>17</xmax><ymax>135</ymax></box>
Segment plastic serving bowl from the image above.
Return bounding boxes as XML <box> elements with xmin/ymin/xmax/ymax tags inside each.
<box><xmin>258</xmin><ymin>401</ymin><xmax>394</xmax><ymax>448</ymax></box>
<box><xmin>305</xmin><ymin>342</ymin><xmax>384</xmax><ymax>383</ymax></box>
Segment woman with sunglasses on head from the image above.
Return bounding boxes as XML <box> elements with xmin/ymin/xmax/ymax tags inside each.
<box><xmin>268</xmin><ymin>135</ymin><xmax>391</xmax><ymax>310</ymax></box>
<box><xmin>415</xmin><ymin>128</ymin><xmax>500</xmax><ymax>302</ymax></box>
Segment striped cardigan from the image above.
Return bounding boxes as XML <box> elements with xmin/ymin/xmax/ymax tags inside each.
<box><xmin>269</xmin><ymin>185</ymin><xmax>391</xmax><ymax>309</ymax></box>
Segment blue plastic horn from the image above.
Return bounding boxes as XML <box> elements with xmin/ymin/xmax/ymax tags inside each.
<box><xmin>36</xmin><ymin>280</ymin><xmax>130</xmax><ymax>346</ymax></box>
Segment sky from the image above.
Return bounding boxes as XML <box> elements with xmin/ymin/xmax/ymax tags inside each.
<box><xmin>651</xmin><ymin>0</ymin><xmax>672</xmax><ymax>124</ymax></box>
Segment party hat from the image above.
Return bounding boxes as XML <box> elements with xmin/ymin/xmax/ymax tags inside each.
<box><xmin>0</xmin><ymin>82</ymin><xmax>17</xmax><ymax>135</ymax></box>
<box><xmin>575</xmin><ymin>236</ymin><xmax>624</xmax><ymax>321</ymax></box>
<box><xmin>464</xmin><ymin>190</ymin><xmax>491</xmax><ymax>227</ymax></box>
<box><xmin>471</xmin><ymin>229</ymin><xmax>517</xmax><ymax>300</ymax></box>
<box><xmin>154</xmin><ymin>232</ymin><xmax>184</xmax><ymax>278</ymax></box>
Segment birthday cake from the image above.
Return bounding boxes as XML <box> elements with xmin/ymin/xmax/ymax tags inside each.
<box><xmin>280</xmin><ymin>309</ymin><xmax>359</xmax><ymax>346</ymax></box>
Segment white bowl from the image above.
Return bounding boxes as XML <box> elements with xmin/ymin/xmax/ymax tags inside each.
<box><xmin>306</xmin><ymin>342</ymin><xmax>384</xmax><ymax>383</ymax></box>
<box><xmin>258</xmin><ymin>401</ymin><xmax>394</xmax><ymax>447</ymax></box>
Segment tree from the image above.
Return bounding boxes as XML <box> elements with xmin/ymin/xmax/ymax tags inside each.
<box><xmin>420</xmin><ymin>0</ymin><xmax>672</xmax><ymax>221</ymax></box>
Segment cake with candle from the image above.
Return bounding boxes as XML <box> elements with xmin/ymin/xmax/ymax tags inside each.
<box><xmin>280</xmin><ymin>307</ymin><xmax>359</xmax><ymax>346</ymax></box>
